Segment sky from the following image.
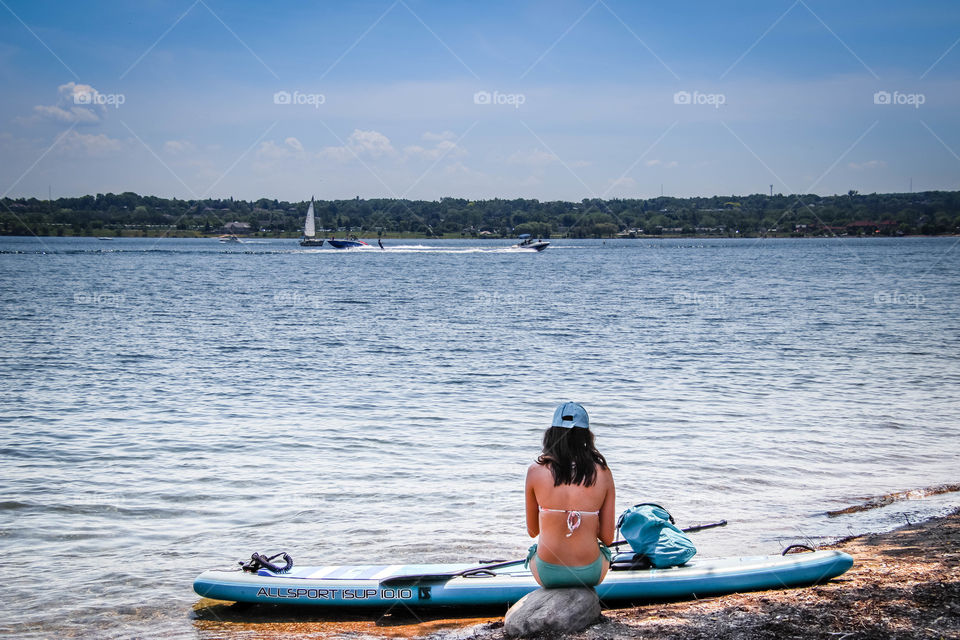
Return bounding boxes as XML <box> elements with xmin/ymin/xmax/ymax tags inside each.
<box><xmin>1</xmin><ymin>0</ymin><xmax>959</xmax><ymax>202</ymax></box>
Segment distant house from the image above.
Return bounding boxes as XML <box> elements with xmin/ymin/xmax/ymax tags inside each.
<box><xmin>221</xmin><ymin>221</ymin><xmax>252</xmax><ymax>234</ymax></box>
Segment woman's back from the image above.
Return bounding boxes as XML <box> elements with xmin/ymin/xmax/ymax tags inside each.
<box><xmin>527</xmin><ymin>461</ymin><xmax>615</xmax><ymax>566</ymax></box>
<box><xmin>524</xmin><ymin>402</ymin><xmax>616</xmax><ymax>588</ymax></box>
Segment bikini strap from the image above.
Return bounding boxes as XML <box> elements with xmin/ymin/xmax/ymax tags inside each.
<box><xmin>538</xmin><ymin>507</ymin><xmax>600</xmax><ymax>536</ymax></box>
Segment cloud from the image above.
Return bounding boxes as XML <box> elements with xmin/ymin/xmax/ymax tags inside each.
<box><xmin>345</xmin><ymin>129</ymin><xmax>394</xmax><ymax>156</ymax></box>
<box><xmin>404</xmin><ymin>139</ymin><xmax>466</xmax><ymax>160</ymax></box>
<box><xmin>58</xmin><ymin>131</ymin><xmax>126</xmax><ymax>156</ymax></box>
<box><xmin>443</xmin><ymin>161</ymin><xmax>484</xmax><ymax>177</ymax></box>
<box><xmin>848</xmin><ymin>160</ymin><xmax>886</xmax><ymax>170</ymax></box>
<box><xmin>258</xmin><ymin>140</ymin><xmax>297</xmax><ymax>161</ymax></box>
<box><xmin>607</xmin><ymin>177</ymin><xmax>636</xmax><ymax>189</ymax></box>
<box><xmin>164</xmin><ymin>140</ymin><xmax>197</xmax><ymax>155</ymax></box>
<box><xmin>507</xmin><ymin>148</ymin><xmax>558</xmax><ymax>166</ymax></box>
<box><xmin>319</xmin><ymin>129</ymin><xmax>395</xmax><ymax>162</ymax></box>
<box><xmin>422</xmin><ymin>130</ymin><xmax>456</xmax><ymax>142</ymax></box>
<box><xmin>645</xmin><ymin>159</ymin><xmax>679</xmax><ymax>168</ymax></box>
<box><xmin>256</xmin><ymin>137</ymin><xmax>313</xmax><ymax>162</ymax></box>
<box><xmin>21</xmin><ymin>82</ymin><xmax>107</xmax><ymax>126</ymax></box>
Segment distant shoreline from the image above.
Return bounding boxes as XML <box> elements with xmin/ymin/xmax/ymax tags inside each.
<box><xmin>3</xmin><ymin>233</ymin><xmax>958</xmax><ymax>240</ymax></box>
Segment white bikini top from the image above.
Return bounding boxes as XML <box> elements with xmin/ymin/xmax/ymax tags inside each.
<box><xmin>539</xmin><ymin>506</ymin><xmax>600</xmax><ymax>537</ymax></box>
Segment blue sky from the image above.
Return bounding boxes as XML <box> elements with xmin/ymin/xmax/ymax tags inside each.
<box><xmin>2</xmin><ymin>0</ymin><xmax>959</xmax><ymax>201</ymax></box>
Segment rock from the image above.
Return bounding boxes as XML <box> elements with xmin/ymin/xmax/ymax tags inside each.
<box><xmin>504</xmin><ymin>587</ymin><xmax>601</xmax><ymax>637</ymax></box>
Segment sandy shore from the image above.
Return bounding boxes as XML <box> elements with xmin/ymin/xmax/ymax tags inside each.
<box><xmin>194</xmin><ymin>509</ymin><xmax>959</xmax><ymax>639</ymax></box>
<box><xmin>456</xmin><ymin>508</ymin><xmax>960</xmax><ymax>640</ymax></box>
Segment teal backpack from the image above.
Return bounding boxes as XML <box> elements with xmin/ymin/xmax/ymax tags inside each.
<box><xmin>616</xmin><ymin>503</ymin><xmax>697</xmax><ymax>568</ymax></box>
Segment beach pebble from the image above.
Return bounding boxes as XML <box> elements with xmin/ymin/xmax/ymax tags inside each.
<box><xmin>503</xmin><ymin>587</ymin><xmax>601</xmax><ymax>637</ymax></box>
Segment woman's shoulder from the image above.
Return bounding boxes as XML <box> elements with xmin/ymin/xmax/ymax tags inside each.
<box><xmin>595</xmin><ymin>463</ymin><xmax>614</xmax><ymax>485</ymax></box>
<box><xmin>527</xmin><ymin>459</ymin><xmax>550</xmax><ymax>474</ymax></box>
<box><xmin>526</xmin><ymin>460</ymin><xmax>554</xmax><ymax>483</ymax></box>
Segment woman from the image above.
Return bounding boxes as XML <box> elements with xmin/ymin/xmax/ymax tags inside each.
<box><xmin>525</xmin><ymin>402</ymin><xmax>616</xmax><ymax>588</ymax></box>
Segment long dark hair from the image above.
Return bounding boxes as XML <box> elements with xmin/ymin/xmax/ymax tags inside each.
<box><xmin>536</xmin><ymin>426</ymin><xmax>608</xmax><ymax>487</ymax></box>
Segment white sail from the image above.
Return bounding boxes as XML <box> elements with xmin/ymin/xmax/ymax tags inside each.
<box><xmin>304</xmin><ymin>198</ymin><xmax>316</xmax><ymax>237</ymax></box>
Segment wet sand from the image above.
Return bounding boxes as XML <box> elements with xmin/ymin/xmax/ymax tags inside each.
<box><xmin>193</xmin><ymin>508</ymin><xmax>959</xmax><ymax>639</ymax></box>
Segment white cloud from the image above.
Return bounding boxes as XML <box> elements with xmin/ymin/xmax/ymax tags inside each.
<box><xmin>443</xmin><ymin>161</ymin><xmax>484</xmax><ymax>177</ymax></box>
<box><xmin>404</xmin><ymin>139</ymin><xmax>466</xmax><ymax>160</ymax></box>
<box><xmin>422</xmin><ymin>130</ymin><xmax>456</xmax><ymax>142</ymax></box>
<box><xmin>256</xmin><ymin>137</ymin><xmax>312</xmax><ymax>162</ymax></box>
<box><xmin>645</xmin><ymin>159</ymin><xmax>679</xmax><ymax>168</ymax></box>
<box><xmin>848</xmin><ymin>160</ymin><xmax>886</xmax><ymax>170</ymax></box>
<box><xmin>164</xmin><ymin>140</ymin><xmax>196</xmax><ymax>155</ymax></box>
<box><xmin>607</xmin><ymin>177</ymin><xmax>636</xmax><ymax>189</ymax></box>
<box><xmin>21</xmin><ymin>82</ymin><xmax>107</xmax><ymax>126</ymax></box>
<box><xmin>58</xmin><ymin>131</ymin><xmax>126</xmax><ymax>156</ymax></box>
<box><xmin>318</xmin><ymin>129</ymin><xmax>395</xmax><ymax>162</ymax></box>
<box><xmin>257</xmin><ymin>140</ymin><xmax>296</xmax><ymax>161</ymax></box>
<box><xmin>507</xmin><ymin>148</ymin><xmax>557</xmax><ymax>166</ymax></box>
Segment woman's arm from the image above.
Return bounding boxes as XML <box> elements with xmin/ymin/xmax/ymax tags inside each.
<box><xmin>525</xmin><ymin>464</ymin><xmax>540</xmax><ymax>538</ymax></box>
<box><xmin>598</xmin><ymin>470</ymin><xmax>616</xmax><ymax>546</ymax></box>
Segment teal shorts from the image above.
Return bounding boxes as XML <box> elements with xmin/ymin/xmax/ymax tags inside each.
<box><xmin>524</xmin><ymin>542</ymin><xmax>613</xmax><ymax>588</ymax></box>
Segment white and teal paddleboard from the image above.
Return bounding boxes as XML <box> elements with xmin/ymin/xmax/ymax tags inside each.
<box><xmin>194</xmin><ymin>550</ymin><xmax>853</xmax><ymax>608</ymax></box>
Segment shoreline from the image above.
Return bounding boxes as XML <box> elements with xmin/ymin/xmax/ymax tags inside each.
<box><xmin>192</xmin><ymin>508</ymin><xmax>960</xmax><ymax>639</ymax></box>
<box><xmin>452</xmin><ymin>508</ymin><xmax>960</xmax><ymax>640</ymax></box>
<box><xmin>3</xmin><ymin>233</ymin><xmax>958</xmax><ymax>241</ymax></box>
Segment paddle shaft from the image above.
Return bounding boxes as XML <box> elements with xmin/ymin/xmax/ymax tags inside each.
<box><xmin>611</xmin><ymin>518</ymin><xmax>728</xmax><ymax>547</ymax></box>
<box><xmin>380</xmin><ymin>519</ymin><xmax>727</xmax><ymax>586</ymax></box>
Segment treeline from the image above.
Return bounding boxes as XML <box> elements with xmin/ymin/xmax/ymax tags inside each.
<box><xmin>2</xmin><ymin>190</ymin><xmax>959</xmax><ymax>237</ymax></box>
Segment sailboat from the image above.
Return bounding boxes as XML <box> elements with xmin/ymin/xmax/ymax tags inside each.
<box><xmin>299</xmin><ymin>197</ymin><xmax>324</xmax><ymax>246</ymax></box>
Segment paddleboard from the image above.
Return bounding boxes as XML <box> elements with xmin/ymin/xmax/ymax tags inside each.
<box><xmin>194</xmin><ymin>550</ymin><xmax>853</xmax><ymax>608</ymax></box>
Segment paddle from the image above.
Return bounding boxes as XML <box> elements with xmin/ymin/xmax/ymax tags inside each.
<box><xmin>379</xmin><ymin>519</ymin><xmax>727</xmax><ymax>586</ymax></box>
<box><xmin>609</xmin><ymin>518</ymin><xmax>727</xmax><ymax>548</ymax></box>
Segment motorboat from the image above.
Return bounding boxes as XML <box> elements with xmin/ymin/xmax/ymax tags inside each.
<box><xmin>512</xmin><ymin>233</ymin><xmax>549</xmax><ymax>251</ymax></box>
<box><xmin>218</xmin><ymin>235</ymin><xmax>243</xmax><ymax>243</ymax></box>
<box><xmin>299</xmin><ymin>197</ymin><xmax>324</xmax><ymax>247</ymax></box>
<box><xmin>327</xmin><ymin>237</ymin><xmax>370</xmax><ymax>249</ymax></box>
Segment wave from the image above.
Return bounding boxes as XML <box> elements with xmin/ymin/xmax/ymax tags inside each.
<box><xmin>827</xmin><ymin>483</ymin><xmax>960</xmax><ymax>517</ymax></box>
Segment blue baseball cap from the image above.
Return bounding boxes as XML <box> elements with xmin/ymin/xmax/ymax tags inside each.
<box><xmin>551</xmin><ymin>402</ymin><xmax>589</xmax><ymax>429</ymax></box>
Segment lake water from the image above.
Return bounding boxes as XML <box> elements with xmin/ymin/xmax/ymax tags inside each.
<box><xmin>1</xmin><ymin>236</ymin><xmax>958</xmax><ymax>639</ymax></box>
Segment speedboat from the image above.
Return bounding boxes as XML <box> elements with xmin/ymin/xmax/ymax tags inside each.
<box><xmin>327</xmin><ymin>238</ymin><xmax>370</xmax><ymax>249</ymax></box>
<box><xmin>218</xmin><ymin>235</ymin><xmax>243</xmax><ymax>243</ymax></box>
<box><xmin>299</xmin><ymin>197</ymin><xmax>324</xmax><ymax>246</ymax></box>
<box><xmin>512</xmin><ymin>233</ymin><xmax>549</xmax><ymax>251</ymax></box>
